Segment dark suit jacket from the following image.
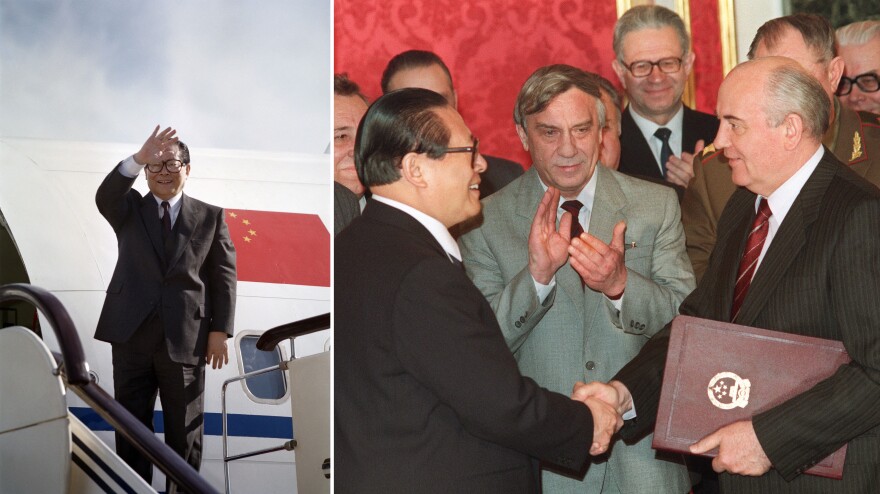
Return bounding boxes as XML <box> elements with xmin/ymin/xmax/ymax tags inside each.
<box><xmin>481</xmin><ymin>154</ymin><xmax>524</xmax><ymax>197</ymax></box>
<box><xmin>618</xmin><ymin>105</ymin><xmax>719</xmax><ymax>192</ymax></box>
<box><xmin>333</xmin><ymin>181</ymin><xmax>360</xmax><ymax>235</ymax></box>
<box><xmin>335</xmin><ymin>201</ymin><xmax>595</xmax><ymax>493</ymax></box>
<box><xmin>614</xmin><ymin>151</ymin><xmax>880</xmax><ymax>493</ymax></box>
<box><xmin>95</xmin><ymin>165</ymin><xmax>236</xmax><ymax>365</ymax></box>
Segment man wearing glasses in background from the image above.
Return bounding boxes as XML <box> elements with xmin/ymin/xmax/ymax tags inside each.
<box><xmin>836</xmin><ymin>20</ymin><xmax>880</xmax><ymax>115</ymax></box>
<box><xmin>459</xmin><ymin>64</ymin><xmax>694</xmax><ymax>494</ymax></box>
<box><xmin>612</xmin><ymin>5</ymin><xmax>719</xmax><ymax>194</ymax></box>
<box><xmin>95</xmin><ymin>126</ymin><xmax>237</xmax><ymax>492</ymax></box>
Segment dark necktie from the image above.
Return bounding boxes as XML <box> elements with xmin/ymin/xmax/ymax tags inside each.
<box><xmin>450</xmin><ymin>256</ymin><xmax>464</xmax><ymax>270</ymax></box>
<box><xmin>731</xmin><ymin>198</ymin><xmax>772</xmax><ymax>322</ymax></box>
<box><xmin>560</xmin><ymin>200</ymin><xmax>585</xmax><ymax>240</ymax></box>
<box><xmin>161</xmin><ymin>201</ymin><xmax>171</xmax><ymax>237</ymax></box>
<box><xmin>561</xmin><ymin>200</ymin><xmax>586</xmax><ymax>289</ymax></box>
<box><xmin>654</xmin><ymin>127</ymin><xmax>673</xmax><ymax>178</ymax></box>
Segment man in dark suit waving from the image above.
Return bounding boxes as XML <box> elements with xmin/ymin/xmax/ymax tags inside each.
<box><xmin>578</xmin><ymin>57</ymin><xmax>880</xmax><ymax>493</ymax></box>
<box><xmin>335</xmin><ymin>88</ymin><xmax>622</xmax><ymax>493</ymax></box>
<box><xmin>95</xmin><ymin>126</ymin><xmax>236</xmax><ymax>490</ymax></box>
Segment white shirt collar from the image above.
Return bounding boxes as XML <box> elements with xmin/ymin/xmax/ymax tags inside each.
<box><xmin>629</xmin><ymin>105</ymin><xmax>685</xmax><ymax>166</ymax></box>
<box><xmin>371</xmin><ymin>195</ymin><xmax>462</xmax><ymax>261</ymax></box>
<box><xmin>763</xmin><ymin>145</ymin><xmax>825</xmax><ymax>225</ymax></box>
<box><xmin>536</xmin><ymin>166</ymin><xmax>598</xmax><ymax>229</ymax></box>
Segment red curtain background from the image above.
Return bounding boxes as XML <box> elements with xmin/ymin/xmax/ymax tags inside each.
<box><xmin>335</xmin><ymin>0</ymin><xmax>724</xmax><ymax>167</ymax></box>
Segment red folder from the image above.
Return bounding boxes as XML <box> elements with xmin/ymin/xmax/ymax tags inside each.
<box><xmin>653</xmin><ymin>315</ymin><xmax>850</xmax><ymax>479</ymax></box>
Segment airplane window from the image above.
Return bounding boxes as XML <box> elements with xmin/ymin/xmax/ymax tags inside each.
<box><xmin>239</xmin><ymin>335</ymin><xmax>287</xmax><ymax>401</ymax></box>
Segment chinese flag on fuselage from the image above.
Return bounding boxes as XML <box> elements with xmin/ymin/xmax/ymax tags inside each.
<box><xmin>224</xmin><ymin>209</ymin><xmax>329</xmax><ymax>287</ymax></box>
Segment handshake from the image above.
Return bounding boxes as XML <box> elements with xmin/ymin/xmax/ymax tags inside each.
<box><xmin>571</xmin><ymin>380</ymin><xmax>772</xmax><ymax>476</ymax></box>
<box><xmin>569</xmin><ymin>381</ymin><xmax>632</xmax><ymax>456</ymax></box>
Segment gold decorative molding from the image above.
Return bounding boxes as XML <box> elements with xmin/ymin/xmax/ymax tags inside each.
<box><xmin>675</xmin><ymin>0</ymin><xmax>696</xmax><ymax>109</ymax></box>
<box><xmin>616</xmin><ymin>0</ymin><xmax>631</xmax><ymax>18</ymax></box>
<box><xmin>718</xmin><ymin>0</ymin><xmax>738</xmax><ymax>76</ymax></box>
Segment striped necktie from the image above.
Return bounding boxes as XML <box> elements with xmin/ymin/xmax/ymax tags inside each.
<box><xmin>731</xmin><ymin>198</ymin><xmax>772</xmax><ymax>322</ymax></box>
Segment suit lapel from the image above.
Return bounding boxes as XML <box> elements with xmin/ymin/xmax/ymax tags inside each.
<box><xmin>621</xmin><ymin>107</ymin><xmax>662</xmax><ymax>179</ymax></box>
<box><xmin>140</xmin><ymin>194</ymin><xmax>167</xmax><ymax>264</ymax></box>
<box><xmin>681</xmin><ymin>106</ymin><xmax>699</xmax><ymax>152</ymax></box>
<box><xmin>515</xmin><ymin>169</ymin><xmax>585</xmax><ymax>319</ymax></box>
<box><xmin>166</xmin><ymin>194</ymin><xmax>197</xmax><ymax>273</ymax></box>
<box><xmin>580</xmin><ymin>166</ymin><xmax>627</xmax><ymax>329</ymax></box>
<box><xmin>734</xmin><ymin>154</ymin><xmax>836</xmax><ymax>326</ymax></box>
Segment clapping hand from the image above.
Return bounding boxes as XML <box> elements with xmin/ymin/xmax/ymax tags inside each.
<box><xmin>568</xmin><ymin>221</ymin><xmax>628</xmax><ymax>297</ymax></box>
<box><xmin>528</xmin><ymin>186</ymin><xmax>573</xmax><ymax>285</ymax></box>
<box><xmin>665</xmin><ymin>139</ymin><xmax>705</xmax><ymax>188</ymax></box>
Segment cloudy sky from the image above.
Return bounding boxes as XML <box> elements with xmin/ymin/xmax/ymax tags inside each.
<box><xmin>0</xmin><ymin>1</ymin><xmax>330</xmax><ymax>154</ymax></box>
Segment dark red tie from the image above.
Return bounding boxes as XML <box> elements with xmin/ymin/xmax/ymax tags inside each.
<box><xmin>731</xmin><ymin>198</ymin><xmax>772</xmax><ymax>322</ymax></box>
<box><xmin>561</xmin><ymin>200</ymin><xmax>585</xmax><ymax>288</ymax></box>
<box><xmin>561</xmin><ymin>200</ymin><xmax>585</xmax><ymax>240</ymax></box>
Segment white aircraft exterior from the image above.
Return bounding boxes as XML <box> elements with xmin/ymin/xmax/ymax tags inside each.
<box><xmin>0</xmin><ymin>137</ymin><xmax>331</xmax><ymax>493</ymax></box>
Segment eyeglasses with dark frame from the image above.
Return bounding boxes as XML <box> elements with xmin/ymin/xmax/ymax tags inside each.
<box><xmin>836</xmin><ymin>73</ymin><xmax>880</xmax><ymax>96</ymax></box>
<box><xmin>145</xmin><ymin>159</ymin><xmax>185</xmax><ymax>174</ymax></box>
<box><xmin>622</xmin><ymin>57</ymin><xmax>683</xmax><ymax>78</ymax></box>
<box><xmin>444</xmin><ymin>137</ymin><xmax>480</xmax><ymax>167</ymax></box>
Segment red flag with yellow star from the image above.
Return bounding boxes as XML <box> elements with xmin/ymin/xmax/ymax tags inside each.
<box><xmin>224</xmin><ymin>209</ymin><xmax>329</xmax><ymax>286</ymax></box>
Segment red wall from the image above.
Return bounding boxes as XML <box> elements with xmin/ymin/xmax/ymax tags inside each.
<box><xmin>335</xmin><ymin>0</ymin><xmax>723</xmax><ymax>167</ymax></box>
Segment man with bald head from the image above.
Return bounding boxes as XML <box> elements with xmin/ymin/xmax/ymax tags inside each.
<box><xmin>683</xmin><ymin>13</ymin><xmax>880</xmax><ymax>281</ymax></box>
<box><xmin>579</xmin><ymin>56</ymin><xmax>880</xmax><ymax>493</ymax></box>
<box><xmin>381</xmin><ymin>49</ymin><xmax>524</xmax><ymax>197</ymax></box>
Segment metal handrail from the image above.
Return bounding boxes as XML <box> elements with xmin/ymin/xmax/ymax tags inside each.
<box><xmin>221</xmin><ymin>362</ymin><xmax>295</xmax><ymax>494</ymax></box>
<box><xmin>0</xmin><ymin>283</ymin><xmax>220</xmax><ymax>494</ymax></box>
<box><xmin>256</xmin><ymin>312</ymin><xmax>330</xmax><ymax>351</ymax></box>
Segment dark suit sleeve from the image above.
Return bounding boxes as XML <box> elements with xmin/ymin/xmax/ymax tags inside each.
<box><xmin>206</xmin><ymin>207</ymin><xmax>237</xmax><ymax>336</ymax></box>
<box><xmin>752</xmin><ymin>198</ymin><xmax>880</xmax><ymax>480</ymax></box>
<box><xmin>391</xmin><ymin>257</ymin><xmax>593</xmax><ymax>470</ymax></box>
<box><xmin>95</xmin><ymin>163</ymin><xmax>139</xmax><ymax>231</ymax></box>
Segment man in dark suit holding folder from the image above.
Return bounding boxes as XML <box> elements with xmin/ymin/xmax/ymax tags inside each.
<box><xmin>335</xmin><ymin>88</ymin><xmax>621</xmax><ymax>493</ymax></box>
<box><xmin>577</xmin><ymin>57</ymin><xmax>880</xmax><ymax>493</ymax></box>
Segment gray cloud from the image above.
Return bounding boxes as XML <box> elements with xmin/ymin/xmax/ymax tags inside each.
<box><xmin>0</xmin><ymin>0</ymin><xmax>330</xmax><ymax>154</ymax></box>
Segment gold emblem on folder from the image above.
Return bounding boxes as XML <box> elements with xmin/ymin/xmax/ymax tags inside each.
<box><xmin>851</xmin><ymin>132</ymin><xmax>862</xmax><ymax>161</ymax></box>
<box><xmin>708</xmin><ymin>372</ymin><xmax>750</xmax><ymax>410</ymax></box>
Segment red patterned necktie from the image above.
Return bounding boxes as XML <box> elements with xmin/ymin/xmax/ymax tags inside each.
<box><xmin>731</xmin><ymin>198</ymin><xmax>772</xmax><ymax>322</ymax></box>
<box><xmin>560</xmin><ymin>200</ymin><xmax>585</xmax><ymax>240</ymax></box>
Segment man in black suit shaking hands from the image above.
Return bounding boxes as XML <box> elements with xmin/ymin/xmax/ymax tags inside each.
<box><xmin>335</xmin><ymin>89</ymin><xmax>622</xmax><ymax>493</ymax></box>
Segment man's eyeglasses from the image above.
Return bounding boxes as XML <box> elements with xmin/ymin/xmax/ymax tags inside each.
<box><xmin>146</xmin><ymin>160</ymin><xmax>185</xmax><ymax>174</ymax></box>
<box><xmin>837</xmin><ymin>73</ymin><xmax>880</xmax><ymax>96</ymax></box>
<box><xmin>622</xmin><ymin>57</ymin><xmax>683</xmax><ymax>78</ymax></box>
<box><xmin>445</xmin><ymin>138</ymin><xmax>480</xmax><ymax>167</ymax></box>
